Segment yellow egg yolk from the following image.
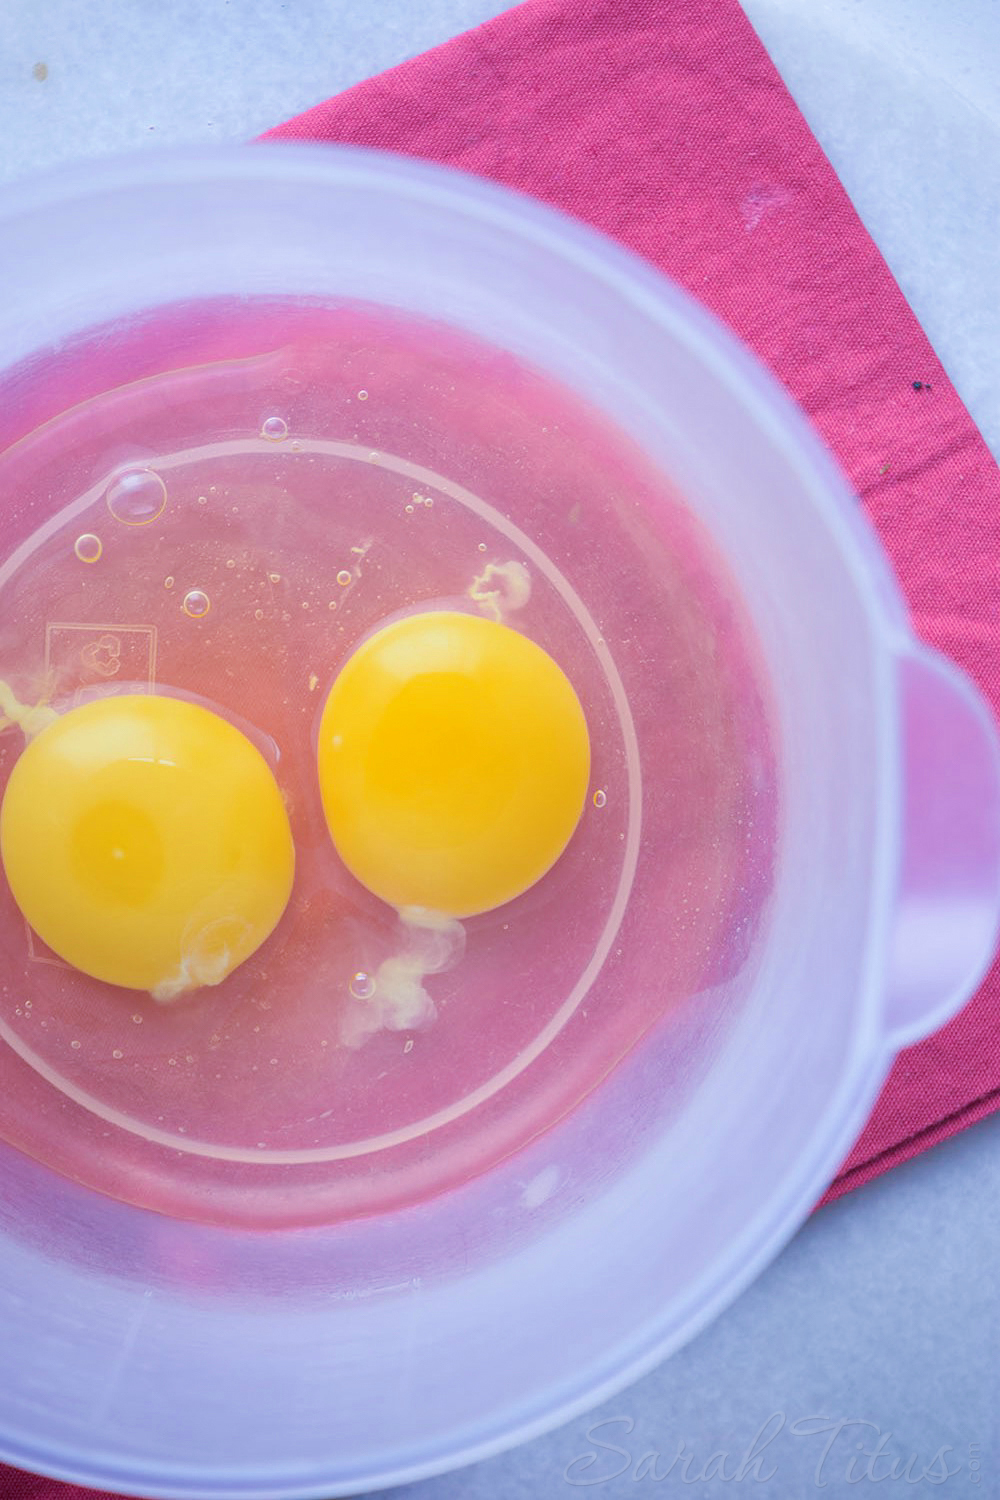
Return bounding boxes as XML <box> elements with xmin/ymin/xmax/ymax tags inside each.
<box><xmin>317</xmin><ymin>611</ymin><xmax>590</xmax><ymax>918</ymax></box>
<box><xmin>0</xmin><ymin>694</ymin><xmax>294</xmax><ymax>999</ymax></box>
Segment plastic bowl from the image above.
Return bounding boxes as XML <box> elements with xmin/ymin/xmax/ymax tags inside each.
<box><xmin>0</xmin><ymin>144</ymin><xmax>997</xmax><ymax>1499</ymax></box>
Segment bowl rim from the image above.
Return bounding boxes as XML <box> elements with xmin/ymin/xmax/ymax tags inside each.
<box><xmin>0</xmin><ymin>140</ymin><xmax>905</xmax><ymax>1500</ymax></box>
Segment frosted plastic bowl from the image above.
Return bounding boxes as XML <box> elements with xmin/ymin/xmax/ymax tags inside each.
<box><xmin>0</xmin><ymin>144</ymin><xmax>997</xmax><ymax>1498</ymax></box>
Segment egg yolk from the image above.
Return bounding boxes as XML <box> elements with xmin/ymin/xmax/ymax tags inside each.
<box><xmin>0</xmin><ymin>694</ymin><xmax>294</xmax><ymax>999</ymax></box>
<box><xmin>317</xmin><ymin>611</ymin><xmax>590</xmax><ymax>918</ymax></box>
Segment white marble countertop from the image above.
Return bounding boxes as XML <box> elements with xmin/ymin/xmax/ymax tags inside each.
<box><xmin>3</xmin><ymin>0</ymin><xmax>998</xmax><ymax>461</ymax></box>
<box><xmin>1</xmin><ymin>2</ymin><xmax>999</xmax><ymax>1496</ymax></box>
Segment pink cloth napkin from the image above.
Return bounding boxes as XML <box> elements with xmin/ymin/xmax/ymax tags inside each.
<box><xmin>5</xmin><ymin>0</ymin><xmax>999</xmax><ymax>1494</ymax></box>
<box><xmin>261</xmin><ymin>0</ymin><xmax>1000</xmax><ymax>1206</ymax></box>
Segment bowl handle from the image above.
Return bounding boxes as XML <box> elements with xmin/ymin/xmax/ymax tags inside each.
<box><xmin>883</xmin><ymin>642</ymin><xmax>1000</xmax><ymax>1049</ymax></box>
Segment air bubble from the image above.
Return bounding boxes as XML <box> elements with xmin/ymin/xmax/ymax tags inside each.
<box><xmin>182</xmin><ymin>589</ymin><xmax>211</xmax><ymax>619</ymax></box>
<box><xmin>327</xmin><ymin>600</ymin><xmax>337</xmax><ymax>611</ymax></box>
<box><xmin>593</xmin><ymin>789</ymin><xmax>607</xmax><ymax>809</ymax></box>
<box><xmin>261</xmin><ymin>416</ymin><xmax>288</xmax><ymax>442</ymax></box>
<box><xmin>336</xmin><ymin>570</ymin><xmax>352</xmax><ymax>587</ymax></box>
<box><xmin>112</xmin><ymin>1049</ymin><xmax>123</xmax><ymax>1060</ymax></box>
<box><xmin>357</xmin><ymin>389</ymin><xmax>369</xmax><ymax>402</ymax></box>
<box><xmin>254</xmin><ymin>608</ymin><xmax>264</xmax><ymax>621</ymax></box>
<box><xmin>164</xmin><ymin>575</ymin><xmax>175</xmax><ymax>589</ymax></box>
<box><xmin>132</xmin><ymin>1013</ymin><xmax>143</xmax><ymax>1024</ymax></box>
<box><xmin>269</xmin><ymin>572</ymin><xmax>281</xmax><ymax>584</ymax></box>
<box><xmin>349</xmin><ymin>971</ymin><xmax>376</xmax><ymax>1001</ymax></box>
<box><xmin>225</xmin><ymin>559</ymin><xmax>236</xmax><ymax>570</ymax></box>
<box><xmin>70</xmin><ymin>1040</ymin><xmax>81</xmax><ymax>1050</ymax></box>
<box><xmin>477</xmin><ymin>542</ymin><xmax>488</xmax><ymax>553</ymax></box>
<box><xmin>405</xmin><ymin>504</ymin><xmax>414</xmax><ymax>514</ymax></box>
<box><xmin>197</xmin><ymin>495</ymin><xmax>208</xmax><ymax>506</ymax></box>
<box><xmin>74</xmin><ymin>533</ymin><xmax>102</xmax><ymax>564</ymax></box>
<box><xmin>106</xmin><ymin>467</ymin><xmax>167</xmax><ymax>526</ymax></box>
<box><xmin>424</xmin><ymin>497</ymin><xmax>434</xmax><ymax>509</ymax></box>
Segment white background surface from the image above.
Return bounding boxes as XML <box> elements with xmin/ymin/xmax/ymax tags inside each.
<box><xmin>2</xmin><ymin>0</ymin><xmax>999</xmax><ymax>459</ymax></box>
<box><xmin>1</xmin><ymin>2</ymin><xmax>999</xmax><ymax>1495</ymax></box>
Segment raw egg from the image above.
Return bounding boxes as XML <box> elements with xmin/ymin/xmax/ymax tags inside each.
<box><xmin>0</xmin><ymin>693</ymin><xmax>294</xmax><ymax>999</ymax></box>
<box><xmin>317</xmin><ymin>611</ymin><xmax>590</xmax><ymax>917</ymax></box>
